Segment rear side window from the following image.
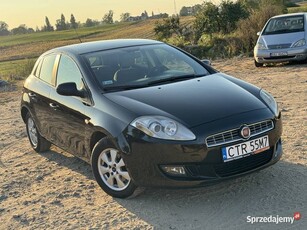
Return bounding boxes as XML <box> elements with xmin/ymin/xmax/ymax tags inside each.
<box><xmin>56</xmin><ymin>55</ymin><xmax>83</xmax><ymax>89</ymax></box>
<box><xmin>31</xmin><ymin>58</ymin><xmax>42</xmax><ymax>77</ymax></box>
<box><xmin>39</xmin><ymin>54</ymin><xmax>57</xmax><ymax>84</ymax></box>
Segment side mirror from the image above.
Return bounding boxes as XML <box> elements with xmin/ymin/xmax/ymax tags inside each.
<box><xmin>257</xmin><ymin>31</ymin><xmax>261</xmax><ymax>36</ymax></box>
<box><xmin>56</xmin><ymin>82</ymin><xmax>85</xmax><ymax>98</ymax></box>
<box><xmin>202</xmin><ymin>59</ymin><xmax>211</xmax><ymax>66</ymax></box>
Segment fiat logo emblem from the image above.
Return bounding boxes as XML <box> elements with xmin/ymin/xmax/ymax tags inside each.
<box><xmin>240</xmin><ymin>126</ymin><xmax>251</xmax><ymax>139</ymax></box>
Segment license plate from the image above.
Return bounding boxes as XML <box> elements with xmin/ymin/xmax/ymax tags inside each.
<box><xmin>270</xmin><ymin>52</ymin><xmax>287</xmax><ymax>57</ymax></box>
<box><xmin>222</xmin><ymin>136</ymin><xmax>269</xmax><ymax>162</ymax></box>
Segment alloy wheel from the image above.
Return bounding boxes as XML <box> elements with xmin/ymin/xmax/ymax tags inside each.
<box><xmin>27</xmin><ymin>117</ymin><xmax>38</xmax><ymax>147</ymax></box>
<box><xmin>97</xmin><ymin>148</ymin><xmax>131</xmax><ymax>191</ymax></box>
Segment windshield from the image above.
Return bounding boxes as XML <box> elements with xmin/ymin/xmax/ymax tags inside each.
<box><xmin>263</xmin><ymin>15</ymin><xmax>305</xmax><ymax>35</ymax></box>
<box><xmin>82</xmin><ymin>44</ymin><xmax>209</xmax><ymax>91</ymax></box>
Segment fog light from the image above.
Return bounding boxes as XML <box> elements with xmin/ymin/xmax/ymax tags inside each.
<box><xmin>161</xmin><ymin>166</ymin><xmax>186</xmax><ymax>176</ymax></box>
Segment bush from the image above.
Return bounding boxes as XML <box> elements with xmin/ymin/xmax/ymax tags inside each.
<box><xmin>236</xmin><ymin>4</ymin><xmax>284</xmax><ymax>54</ymax></box>
<box><xmin>180</xmin><ymin>34</ymin><xmax>244</xmax><ymax>59</ymax></box>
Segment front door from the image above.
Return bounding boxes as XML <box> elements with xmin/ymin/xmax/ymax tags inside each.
<box><xmin>48</xmin><ymin>54</ymin><xmax>90</xmax><ymax>160</ymax></box>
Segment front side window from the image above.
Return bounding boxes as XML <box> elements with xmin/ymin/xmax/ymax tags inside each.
<box><xmin>83</xmin><ymin>44</ymin><xmax>209</xmax><ymax>91</ymax></box>
<box><xmin>39</xmin><ymin>54</ymin><xmax>57</xmax><ymax>84</ymax></box>
<box><xmin>56</xmin><ymin>55</ymin><xmax>83</xmax><ymax>89</ymax></box>
<box><xmin>263</xmin><ymin>16</ymin><xmax>305</xmax><ymax>35</ymax></box>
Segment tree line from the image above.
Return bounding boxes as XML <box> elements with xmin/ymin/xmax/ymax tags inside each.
<box><xmin>0</xmin><ymin>10</ymin><xmax>118</xmax><ymax>36</ymax></box>
<box><xmin>0</xmin><ymin>9</ymin><xmax>170</xmax><ymax>36</ymax></box>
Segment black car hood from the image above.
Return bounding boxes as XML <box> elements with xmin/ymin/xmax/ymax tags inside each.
<box><xmin>105</xmin><ymin>73</ymin><xmax>266</xmax><ymax>127</ymax></box>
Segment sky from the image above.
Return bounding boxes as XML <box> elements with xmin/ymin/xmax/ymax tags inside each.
<box><xmin>0</xmin><ymin>0</ymin><xmax>212</xmax><ymax>29</ymax></box>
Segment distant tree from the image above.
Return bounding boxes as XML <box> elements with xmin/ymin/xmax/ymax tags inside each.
<box><xmin>103</xmin><ymin>10</ymin><xmax>114</xmax><ymax>24</ymax></box>
<box><xmin>180</xmin><ymin>6</ymin><xmax>189</xmax><ymax>16</ymax></box>
<box><xmin>0</xmin><ymin>21</ymin><xmax>10</xmax><ymax>36</ymax></box>
<box><xmin>42</xmin><ymin>16</ymin><xmax>54</xmax><ymax>32</ymax></box>
<box><xmin>194</xmin><ymin>0</ymin><xmax>248</xmax><ymax>41</ymax></box>
<box><xmin>120</xmin><ymin>12</ymin><xmax>131</xmax><ymax>22</ymax></box>
<box><xmin>219</xmin><ymin>0</ymin><xmax>249</xmax><ymax>34</ymax></box>
<box><xmin>55</xmin><ymin>14</ymin><xmax>68</xmax><ymax>30</ymax></box>
<box><xmin>11</xmin><ymin>24</ymin><xmax>34</xmax><ymax>35</ymax></box>
<box><xmin>84</xmin><ymin>18</ymin><xmax>99</xmax><ymax>27</ymax></box>
<box><xmin>141</xmin><ymin>11</ymin><xmax>149</xmax><ymax>19</ymax></box>
<box><xmin>192</xmin><ymin>4</ymin><xmax>202</xmax><ymax>15</ymax></box>
<box><xmin>194</xmin><ymin>2</ymin><xmax>220</xmax><ymax>41</ymax></box>
<box><xmin>152</xmin><ymin>11</ymin><xmax>154</xmax><ymax>17</ymax></box>
<box><xmin>144</xmin><ymin>10</ymin><xmax>149</xmax><ymax>18</ymax></box>
<box><xmin>180</xmin><ymin>4</ymin><xmax>202</xmax><ymax>17</ymax></box>
<box><xmin>154</xmin><ymin>16</ymin><xmax>182</xmax><ymax>40</ymax></box>
<box><xmin>28</xmin><ymin>27</ymin><xmax>35</xmax><ymax>33</ymax></box>
<box><xmin>85</xmin><ymin>18</ymin><xmax>94</xmax><ymax>27</ymax></box>
<box><xmin>70</xmin><ymin>14</ymin><xmax>78</xmax><ymax>29</ymax></box>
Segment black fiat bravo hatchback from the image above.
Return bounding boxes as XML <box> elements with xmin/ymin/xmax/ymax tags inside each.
<box><xmin>21</xmin><ymin>39</ymin><xmax>282</xmax><ymax>198</ymax></box>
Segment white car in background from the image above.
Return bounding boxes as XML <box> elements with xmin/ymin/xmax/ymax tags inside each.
<box><xmin>254</xmin><ymin>13</ymin><xmax>307</xmax><ymax>67</ymax></box>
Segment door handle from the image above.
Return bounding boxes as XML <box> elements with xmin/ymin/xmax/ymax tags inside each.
<box><xmin>49</xmin><ymin>103</ymin><xmax>59</xmax><ymax>109</ymax></box>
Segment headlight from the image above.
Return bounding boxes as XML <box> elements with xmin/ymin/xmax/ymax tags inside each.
<box><xmin>256</xmin><ymin>42</ymin><xmax>267</xmax><ymax>50</ymax></box>
<box><xmin>260</xmin><ymin>89</ymin><xmax>279</xmax><ymax>117</ymax></box>
<box><xmin>130</xmin><ymin>116</ymin><xmax>196</xmax><ymax>141</ymax></box>
<box><xmin>292</xmin><ymin>39</ymin><xmax>306</xmax><ymax>48</ymax></box>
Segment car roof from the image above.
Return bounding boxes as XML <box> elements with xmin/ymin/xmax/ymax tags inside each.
<box><xmin>49</xmin><ymin>39</ymin><xmax>163</xmax><ymax>55</ymax></box>
<box><xmin>271</xmin><ymin>12</ymin><xmax>307</xmax><ymax>19</ymax></box>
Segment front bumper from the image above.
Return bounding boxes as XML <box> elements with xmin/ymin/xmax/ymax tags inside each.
<box><xmin>254</xmin><ymin>46</ymin><xmax>307</xmax><ymax>63</ymax></box>
<box><xmin>118</xmin><ymin>110</ymin><xmax>283</xmax><ymax>188</ymax></box>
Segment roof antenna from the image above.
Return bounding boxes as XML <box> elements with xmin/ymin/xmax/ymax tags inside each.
<box><xmin>73</xmin><ymin>27</ymin><xmax>82</xmax><ymax>43</ymax></box>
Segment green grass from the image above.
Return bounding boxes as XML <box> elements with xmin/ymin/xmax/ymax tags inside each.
<box><xmin>0</xmin><ymin>22</ymin><xmax>133</xmax><ymax>48</ymax></box>
<box><xmin>288</xmin><ymin>5</ymin><xmax>307</xmax><ymax>13</ymax></box>
<box><xmin>0</xmin><ymin>58</ymin><xmax>36</xmax><ymax>81</ymax></box>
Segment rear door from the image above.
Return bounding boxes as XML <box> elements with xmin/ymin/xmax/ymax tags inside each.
<box><xmin>26</xmin><ymin>54</ymin><xmax>58</xmax><ymax>140</ymax></box>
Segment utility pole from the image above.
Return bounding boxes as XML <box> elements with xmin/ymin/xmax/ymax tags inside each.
<box><xmin>174</xmin><ymin>0</ymin><xmax>177</xmax><ymax>15</ymax></box>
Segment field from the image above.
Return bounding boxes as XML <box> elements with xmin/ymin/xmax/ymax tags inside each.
<box><xmin>0</xmin><ymin>17</ymin><xmax>196</xmax><ymax>81</ymax></box>
<box><xmin>0</xmin><ymin>58</ymin><xmax>306</xmax><ymax>229</ymax></box>
<box><xmin>0</xmin><ymin>17</ymin><xmax>194</xmax><ymax>62</ymax></box>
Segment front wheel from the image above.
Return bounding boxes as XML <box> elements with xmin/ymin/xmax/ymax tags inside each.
<box><xmin>91</xmin><ymin>138</ymin><xmax>137</xmax><ymax>198</ymax></box>
<box><xmin>26</xmin><ymin>113</ymin><xmax>51</xmax><ymax>152</ymax></box>
<box><xmin>254</xmin><ymin>59</ymin><xmax>264</xmax><ymax>67</ymax></box>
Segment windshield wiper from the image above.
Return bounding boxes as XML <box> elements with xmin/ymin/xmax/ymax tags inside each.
<box><xmin>146</xmin><ymin>74</ymin><xmax>203</xmax><ymax>86</ymax></box>
<box><xmin>103</xmin><ymin>84</ymin><xmax>145</xmax><ymax>92</ymax></box>
<box><xmin>103</xmin><ymin>74</ymin><xmax>205</xmax><ymax>92</ymax></box>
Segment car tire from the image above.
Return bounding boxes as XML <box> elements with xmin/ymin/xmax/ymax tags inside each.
<box><xmin>254</xmin><ymin>60</ymin><xmax>263</xmax><ymax>67</ymax></box>
<box><xmin>91</xmin><ymin>138</ymin><xmax>137</xmax><ymax>198</ymax></box>
<box><xmin>26</xmin><ymin>113</ymin><xmax>51</xmax><ymax>152</ymax></box>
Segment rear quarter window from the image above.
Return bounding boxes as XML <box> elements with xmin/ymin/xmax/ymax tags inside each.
<box><xmin>39</xmin><ymin>54</ymin><xmax>57</xmax><ymax>84</ymax></box>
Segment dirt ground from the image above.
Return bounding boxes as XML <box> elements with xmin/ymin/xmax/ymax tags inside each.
<box><xmin>0</xmin><ymin>58</ymin><xmax>306</xmax><ymax>230</ymax></box>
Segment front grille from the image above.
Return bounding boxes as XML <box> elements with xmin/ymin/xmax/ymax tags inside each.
<box><xmin>214</xmin><ymin>148</ymin><xmax>273</xmax><ymax>177</ymax></box>
<box><xmin>267</xmin><ymin>44</ymin><xmax>291</xmax><ymax>49</ymax></box>
<box><xmin>206</xmin><ymin>120</ymin><xmax>274</xmax><ymax>147</ymax></box>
